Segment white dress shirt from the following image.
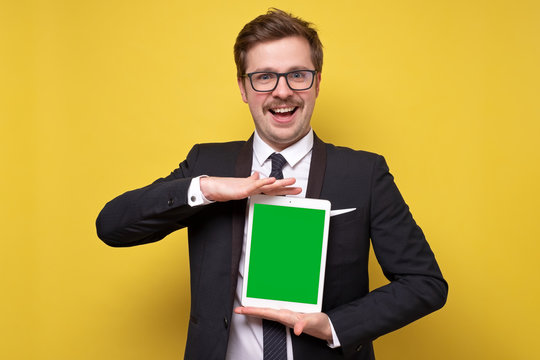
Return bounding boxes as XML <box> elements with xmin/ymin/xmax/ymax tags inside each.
<box><xmin>188</xmin><ymin>129</ymin><xmax>339</xmax><ymax>360</ymax></box>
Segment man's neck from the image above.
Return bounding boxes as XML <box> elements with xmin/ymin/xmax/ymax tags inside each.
<box><xmin>253</xmin><ymin>129</ymin><xmax>314</xmax><ymax>169</ymax></box>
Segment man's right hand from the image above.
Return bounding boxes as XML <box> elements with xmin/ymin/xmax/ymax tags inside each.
<box><xmin>200</xmin><ymin>172</ymin><xmax>302</xmax><ymax>202</ymax></box>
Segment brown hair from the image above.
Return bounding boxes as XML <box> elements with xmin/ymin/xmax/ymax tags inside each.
<box><xmin>234</xmin><ymin>8</ymin><xmax>323</xmax><ymax>77</ymax></box>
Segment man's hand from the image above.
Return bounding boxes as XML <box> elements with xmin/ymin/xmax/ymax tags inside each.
<box><xmin>234</xmin><ymin>306</ymin><xmax>333</xmax><ymax>342</ymax></box>
<box><xmin>200</xmin><ymin>172</ymin><xmax>302</xmax><ymax>202</ymax></box>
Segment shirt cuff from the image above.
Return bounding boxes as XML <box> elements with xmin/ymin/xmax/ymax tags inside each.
<box><xmin>187</xmin><ymin>176</ymin><xmax>215</xmax><ymax>207</ymax></box>
<box><xmin>327</xmin><ymin>318</ymin><xmax>341</xmax><ymax>348</ymax></box>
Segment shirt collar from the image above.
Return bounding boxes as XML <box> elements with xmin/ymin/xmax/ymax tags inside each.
<box><xmin>253</xmin><ymin>129</ymin><xmax>314</xmax><ymax>168</ymax></box>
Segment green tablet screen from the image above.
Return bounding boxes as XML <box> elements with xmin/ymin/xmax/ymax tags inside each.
<box><xmin>246</xmin><ymin>203</ymin><xmax>326</xmax><ymax>304</ymax></box>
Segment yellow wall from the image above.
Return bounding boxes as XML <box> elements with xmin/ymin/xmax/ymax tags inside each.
<box><xmin>2</xmin><ymin>1</ymin><xmax>538</xmax><ymax>359</ymax></box>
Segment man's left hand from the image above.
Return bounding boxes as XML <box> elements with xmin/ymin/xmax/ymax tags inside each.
<box><xmin>234</xmin><ymin>306</ymin><xmax>333</xmax><ymax>341</ymax></box>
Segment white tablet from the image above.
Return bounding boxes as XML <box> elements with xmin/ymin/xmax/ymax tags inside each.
<box><xmin>241</xmin><ymin>194</ymin><xmax>331</xmax><ymax>313</ymax></box>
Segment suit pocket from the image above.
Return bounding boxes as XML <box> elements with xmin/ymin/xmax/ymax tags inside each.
<box><xmin>324</xmin><ymin>207</ymin><xmax>370</xmax><ymax>307</ymax></box>
<box><xmin>327</xmin><ymin>207</ymin><xmax>368</xmax><ymax>265</ymax></box>
<box><xmin>329</xmin><ymin>207</ymin><xmax>365</xmax><ymax>227</ymax></box>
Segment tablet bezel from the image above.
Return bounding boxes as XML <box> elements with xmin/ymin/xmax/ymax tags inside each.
<box><xmin>241</xmin><ymin>194</ymin><xmax>331</xmax><ymax>313</ymax></box>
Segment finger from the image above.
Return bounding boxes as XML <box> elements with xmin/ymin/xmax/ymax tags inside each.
<box><xmin>257</xmin><ymin>177</ymin><xmax>277</xmax><ymax>186</ymax></box>
<box><xmin>247</xmin><ymin>172</ymin><xmax>278</xmax><ymax>192</ymax></box>
<box><xmin>263</xmin><ymin>186</ymin><xmax>302</xmax><ymax>196</ymax></box>
<box><xmin>235</xmin><ymin>307</ymin><xmax>294</xmax><ymax>326</ymax></box>
<box><xmin>246</xmin><ymin>176</ymin><xmax>295</xmax><ymax>195</ymax></box>
<box><xmin>235</xmin><ymin>306</ymin><xmax>278</xmax><ymax>318</ymax></box>
<box><xmin>258</xmin><ymin>177</ymin><xmax>296</xmax><ymax>188</ymax></box>
<box><xmin>293</xmin><ymin>318</ymin><xmax>307</xmax><ymax>336</ymax></box>
<box><xmin>246</xmin><ymin>178</ymin><xmax>277</xmax><ymax>196</ymax></box>
<box><xmin>249</xmin><ymin>171</ymin><xmax>260</xmax><ymax>180</ymax></box>
<box><xmin>260</xmin><ymin>178</ymin><xmax>299</xmax><ymax>192</ymax></box>
<box><xmin>275</xmin><ymin>177</ymin><xmax>297</xmax><ymax>186</ymax></box>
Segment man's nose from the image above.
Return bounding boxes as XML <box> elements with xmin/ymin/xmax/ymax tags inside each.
<box><xmin>271</xmin><ymin>75</ymin><xmax>294</xmax><ymax>99</ymax></box>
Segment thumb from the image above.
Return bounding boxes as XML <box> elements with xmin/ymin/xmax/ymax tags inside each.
<box><xmin>249</xmin><ymin>171</ymin><xmax>260</xmax><ymax>180</ymax></box>
<box><xmin>293</xmin><ymin>319</ymin><xmax>307</xmax><ymax>336</ymax></box>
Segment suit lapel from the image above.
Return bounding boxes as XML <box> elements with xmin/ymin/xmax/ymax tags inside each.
<box><xmin>230</xmin><ymin>135</ymin><xmax>254</xmax><ymax>305</ymax></box>
<box><xmin>305</xmin><ymin>132</ymin><xmax>327</xmax><ymax>199</ymax></box>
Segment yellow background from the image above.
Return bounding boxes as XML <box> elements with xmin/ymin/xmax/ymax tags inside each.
<box><xmin>2</xmin><ymin>0</ymin><xmax>539</xmax><ymax>359</ymax></box>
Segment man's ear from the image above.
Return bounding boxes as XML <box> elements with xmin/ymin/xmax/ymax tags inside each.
<box><xmin>237</xmin><ymin>77</ymin><xmax>248</xmax><ymax>103</ymax></box>
<box><xmin>315</xmin><ymin>72</ymin><xmax>322</xmax><ymax>97</ymax></box>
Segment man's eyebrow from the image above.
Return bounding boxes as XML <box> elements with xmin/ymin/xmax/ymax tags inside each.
<box><xmin>250</xmin><ymin>66</ymin><xmax>313</xmax><ymax>73</ymax></box>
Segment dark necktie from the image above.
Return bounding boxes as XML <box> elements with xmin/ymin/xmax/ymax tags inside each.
<box><xmin>269</xmin><ymin>153</ymin><xmax>287</xmax><ymax>180</ymax></box>
<box><xmin>263</xmin><ymin>153</ymin><xmax>288</xmax><ymax>360</ymax></box>
<box><xmin>263</xmin><ymin>319</ymin><xmax>287</xmax><ymax>360</ymax></box>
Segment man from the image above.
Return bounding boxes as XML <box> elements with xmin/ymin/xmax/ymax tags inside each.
<box><xmin>96</xmin><ymin>9</ymin><xmax>447</xmax><ymax>360</ymax></box>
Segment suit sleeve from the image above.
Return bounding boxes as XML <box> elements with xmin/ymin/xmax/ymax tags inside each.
<box><xmin>327</xmin><ymin>155</ymin><xmax>448</xmax><ymax>357</ymax></box>
<box><xmin>95</xmin><ymin>144</ymin><xmax>205</xmax><ymax>247</ymax></box>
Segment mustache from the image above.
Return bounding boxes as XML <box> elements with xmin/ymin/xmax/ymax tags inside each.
<box><xmin>263</xmin><ymin>99</ymin><xmax>303</xmax><ymax>112</ymax></box>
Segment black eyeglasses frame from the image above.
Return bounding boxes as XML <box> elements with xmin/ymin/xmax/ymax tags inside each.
<box><xmin>242</xmin><ymin>70</ymin><xmax>317</xmax><ymax>92</ymax></box>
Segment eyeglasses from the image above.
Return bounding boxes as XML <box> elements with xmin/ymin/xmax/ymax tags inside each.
<box><xmin>242</xmin><ymin>70</ymin><xmax>317</xmax><ymax>92</ymax></box>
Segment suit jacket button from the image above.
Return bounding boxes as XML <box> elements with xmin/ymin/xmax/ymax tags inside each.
<box><xmin>356</xmin><ymin>344</ymin><xmax>363</xmax><ymax>352</ymax></box>
<box><xmin>167</xmin><ymin>198</ymin><xmax>174</xmax><ymax>206</ymax></box>
<box><xmin>223</xmin><ymin>317</ymin><xmax>229</xmax><ymax>329</ymax></box>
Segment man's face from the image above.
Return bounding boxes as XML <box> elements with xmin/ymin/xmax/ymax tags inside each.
<box><xmin>238</xmin><ymin>36</ymin><xmax>321</xmax><ymax>151</ymax></box>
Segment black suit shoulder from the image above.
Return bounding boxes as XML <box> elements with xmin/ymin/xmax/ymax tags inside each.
<box><xmin>325</xmin><ymin>142</ymin><xmax>382</xmax><ymax>163</ymax></box>
<box><xmin>195</xmin><ymin>140</ymin><xmax>246</xmax><ymax>155</ymax></box>
<box><xmin>169</xmin><ymin>140</ymin><xmax>247</xmax><ymax>179</ymax></box>
<box><xmin>323</xmin><ymin>142</ymin><xmax>388</xmax><ymax>197</ymax></box>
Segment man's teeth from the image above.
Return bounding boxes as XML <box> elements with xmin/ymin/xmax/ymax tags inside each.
<box><xmin>273</xmin><ymin>107</ymin><xmax>295</xmax><ymax>113</ymax></box>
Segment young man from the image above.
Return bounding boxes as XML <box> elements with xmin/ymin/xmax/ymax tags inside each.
<box><xmin>96</xmin><ymin>9</ymin><xmax>447</xmax><ymax>360</ymax></box>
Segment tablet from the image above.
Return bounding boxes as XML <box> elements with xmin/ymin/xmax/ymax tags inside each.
<box><xmin>241</xmin><ymin>194</ymin><xmax>331</xmax><ymax>313</ymax></box>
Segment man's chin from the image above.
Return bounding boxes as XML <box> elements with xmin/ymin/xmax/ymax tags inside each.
<box><xmin>266</xmin><ymin>129</ymin><xmax>308</xmax><ymax>149</ymax></box>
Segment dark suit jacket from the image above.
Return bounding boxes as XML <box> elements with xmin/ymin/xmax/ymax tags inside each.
<box><xmin>96</xmin><ymin>133</ymin><xmax>448</xmax><ymax>360</ymax></box>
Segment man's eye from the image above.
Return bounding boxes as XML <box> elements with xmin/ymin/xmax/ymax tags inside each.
<box><xmin>255</xmin><ymin>73</ymin><xmax>275</xmax><ymax>81</ymax></box>
<box><xmin>289</xmin><ymin>72</ymin><xmax>307</xmax><ymax>81</ymax></box>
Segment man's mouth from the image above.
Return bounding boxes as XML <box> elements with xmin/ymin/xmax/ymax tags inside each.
<box><xmin>268</xmin><ymin>106</ymin><xmax>298</xmax><ymax>117</ymax></box>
